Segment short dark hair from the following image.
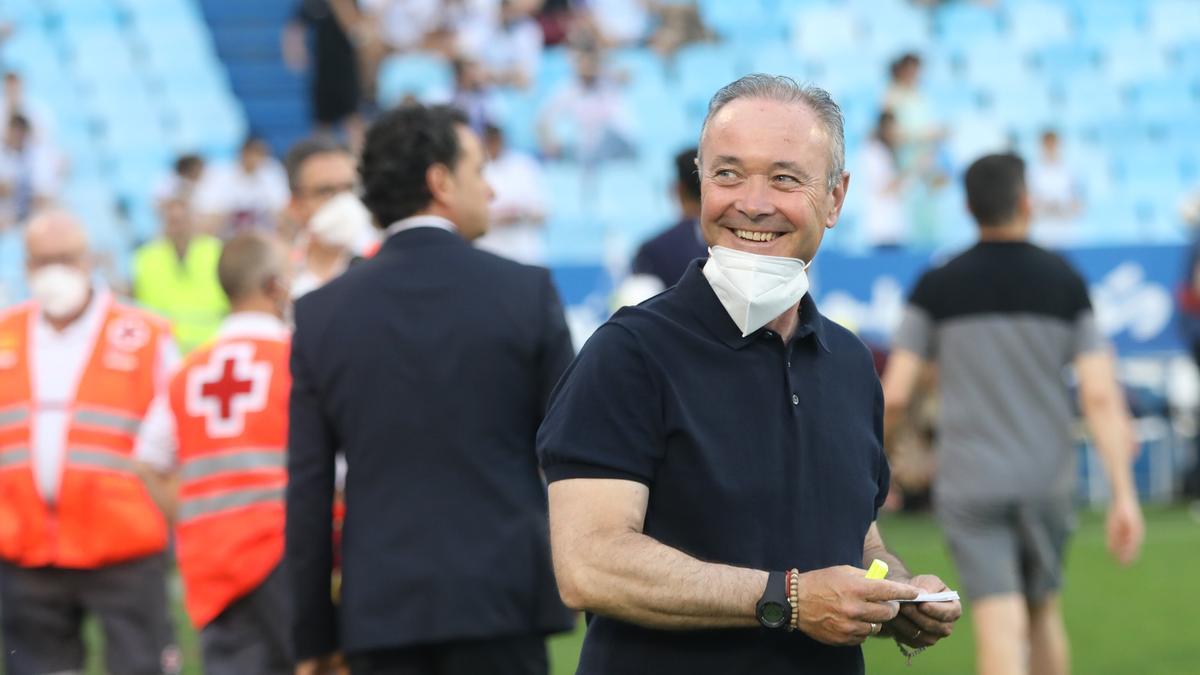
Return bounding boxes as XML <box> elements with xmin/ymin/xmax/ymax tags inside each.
<box><xmin>174</xmin><ymin>153</ymin><xmax>204</xmax><ymax>176</ymax></box>
<box><xmin>7</xmin><ymin>113</ymin><xmax>30</xmax><ymax>133</ymax></box>
<box><xmin>964</xmin><ymin>153</ymin><xmax>1026</xmax><ymax>228</ymax></box>
<box><xmin>360</xmin><ymin>104</ymin><xmax>468</xmax><ymax>227</ymax></box>
<box><xmin>284</xmin><ymin>136</ymin><xmax>351</xmax><ymax>191</ymax></box>
<box><xmin>674</xmin><ymin>147</ymin><xmax>700</xmax><ymax>203</ymax></box>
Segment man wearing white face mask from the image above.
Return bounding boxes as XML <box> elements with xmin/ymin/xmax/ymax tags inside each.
<box><xmin>0</xmin><ymin>210</ymin><xmax>181</xmax><ymax>674</ymax></box>
<box><xmin>538</xmin><ymin>75</ymin><xmax>961</xmax><ymax>674</ymax></box>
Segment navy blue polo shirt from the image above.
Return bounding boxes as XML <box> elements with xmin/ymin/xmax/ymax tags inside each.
<box><xmin>537</xmin><ymin>260</ymin><xmax>889</xmax><ymax>675</ymax></box>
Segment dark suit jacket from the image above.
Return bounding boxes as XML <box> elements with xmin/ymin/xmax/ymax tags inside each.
<box><xmin>631</xmin><ymin>217</ymin><xmax>707</xmax><ymax>288</ymax></box>
<box><xmin>287</xmin><ymin>226</ymin><xmax>576</xmax><ymax>659</ymax></box>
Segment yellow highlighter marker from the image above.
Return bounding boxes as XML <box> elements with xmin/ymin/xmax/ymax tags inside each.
<box><xmin>865</xmin><ymin>559</ymin><xmax>889</xmax><ymax>580</ymax></box>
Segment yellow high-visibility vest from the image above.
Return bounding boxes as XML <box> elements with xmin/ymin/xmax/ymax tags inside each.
<box><xmin>132</xmin><ymin>236</ymin><xmax>228</xmax><ymax>353</ymax></box>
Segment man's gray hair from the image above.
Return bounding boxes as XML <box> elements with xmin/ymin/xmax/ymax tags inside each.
<box><xmin>700</xmin><ymin>74</ymin><xmax>846</xmax><ymax>193</ymax></box>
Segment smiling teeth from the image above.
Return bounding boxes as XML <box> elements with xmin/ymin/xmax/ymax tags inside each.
<box><xmin>734</xmin><ymin>230</ymin><xmax>780</xmax><ymax>242</ymax></box>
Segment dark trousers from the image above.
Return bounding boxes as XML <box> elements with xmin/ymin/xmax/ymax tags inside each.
<box><xmin>0</xmin><ymin>553</ymin><xmax>178</xmax><ymax>675</ymax></box>
<box><xmin>200</xmin><ymin>563</ymin><xmax>293</xmax><ymax>675</ymax></box>
<box><xmin>347</xmin><ymin>634</ymin><xmax>548</xmax><ymax>675</ymax></box>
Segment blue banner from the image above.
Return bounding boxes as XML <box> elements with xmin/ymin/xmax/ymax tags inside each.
<box><xmin>554</xmin><ymin>244</ymin><xmax>1192</xmax><ymax>356</ymax></box>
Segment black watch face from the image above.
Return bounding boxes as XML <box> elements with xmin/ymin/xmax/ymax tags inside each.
<box><xmin>759</xmin><ymin>601</ymin><xmax>786</xmax><ymax>627</ymax></box>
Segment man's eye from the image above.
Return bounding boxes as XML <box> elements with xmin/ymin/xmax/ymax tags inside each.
<box><xmin>773</xmin><ymin>175</ymin><xmax>799</xmax><ymax>184</ymax></box>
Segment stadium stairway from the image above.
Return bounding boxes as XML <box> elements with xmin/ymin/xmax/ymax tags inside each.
<box><xmin>195</xmin><ymin>0</ymin><xmax>310</xmax><ymax>156</ymax></box>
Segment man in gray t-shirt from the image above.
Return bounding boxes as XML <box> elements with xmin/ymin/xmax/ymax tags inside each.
<box><xmin>881</xmin><ymin>154</ymin><xmax>1143</xmax><ymax>675</ymax></box>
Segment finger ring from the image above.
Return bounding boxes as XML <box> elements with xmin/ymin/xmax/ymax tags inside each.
<box><xmin>914</xmin><ymin>629</ymin><xmax>922</xmax><ymax>640</ymax></box>
<box><xmin>869</xmin><ymin>622</ymin><xmax>880</xmax><ymax>636</ymax></box>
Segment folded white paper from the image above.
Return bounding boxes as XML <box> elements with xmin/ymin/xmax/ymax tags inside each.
<box><xmin>902</xmin><ymin>590</ymin><xmax>960</xmax><ymax>603</ymax></box>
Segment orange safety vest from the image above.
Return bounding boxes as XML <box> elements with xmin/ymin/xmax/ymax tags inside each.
<box><xmin>170</xmin><ymin>329</ymin><xmax>290</xmax><ymax>629</ymax></box>
<box><xmin>0</xmin><ymin>298</ymin><xmax>170</xmax><ymax>568</ymax></box>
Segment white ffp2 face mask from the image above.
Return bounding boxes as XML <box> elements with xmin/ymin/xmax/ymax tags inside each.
<box><xmin>29</xmin><ymin>264</ymin><xmax>90</xmax><ymax>319</ymax></box>
<box><xmin>702</xmin><ymin>245</ymin><xmax>811</xmax><ymax>337</ymax></box>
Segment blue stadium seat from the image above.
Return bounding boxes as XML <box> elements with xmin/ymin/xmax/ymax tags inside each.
<box><xmin>674</xmin><ymin>42</ymin><xmax>743</xmax><ymax>108</ymax></box>
<box><xmin>858</xmin><ymin>2</ymin><xmax>931</xmax><ymax>59</ymax></box>
<box><xmin>377</xmin><ymin>53</ymin><xmax>453</xmax><ymax>107</ymax></box>
<box><xmin>1174</xmin><ymin>39</ymin><xmax>1200</xmax><ymax>72</ymax></box>
<box><xmin>595</xmin><ymin>160</ymin><xmax>674</xmax><ymax>242</ymax></box>
<box><xmin>933</xmin><ymin>3</ymin><xmax>1002</xmax><ymax>49</ymax></box>
<box><xmin>957</xmin><ymin>38</ymin><xmax>1033</xmax><ymax>88</ymax></box>
<box><xmin>984</xmin><ymin>83</ymin><xmax>1056</xmax><ymax>136</ymax></box>
<box><xmin>748</xmin><ymin>42</ymin><xmax>812</xmax><ymax>82</ymax></box>
<box><xmin>1148</xmin><ymin>0</ymin><xmax>1200</xmax><ymax>47</ymax></box>
<box><xmin>790</xmin><ymin>5</ymin><xmax>862</xmax><ymax>59</ymax></box>
<box><xmin>1007</xmin><ymin>2</ymin><xmax>1072</xmax><ymax>50</ymax></box>
<box><xmin>1054</xmin><ymin>74</ymin><xmax>1128</xmax><ymax>125</ymax></box>
<box><xmin>1129</xmin><ymin>78</ymin><xmax>1200</xmax><ymax>120</ymax></box>
<box><xmin>700</xmin><ymin>0</ymin><xmax>782</xmax><ymax>44</ymax></box>
<box><xmin>1033</xmin><ymin>42</ymin><xmax>1102</xmax><ymax>80</ymax></box>
<box><xmin>609</xmin><ymin>48</ymin><xmax>669</xmax><ymax>97</ymax></box>
<box><xmin>1074</xmin><ymin>1</ymin><xmax>1144</xmax><ymax>43</ymax></box>
<box><xmin>1103</xmin><ymin>36</ymin><xmax>1172</xmax><ymax>85</ymax></box>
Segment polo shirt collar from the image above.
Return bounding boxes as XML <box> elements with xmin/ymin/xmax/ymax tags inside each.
<box><xmin>678</xmin><ymin>260</ymin><xmax>830</xmax><ymax>353</ymax></box>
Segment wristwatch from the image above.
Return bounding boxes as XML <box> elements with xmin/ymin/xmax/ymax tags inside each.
<box><xmin>756</xmin><ymin>570</ymin><xmax>792</xmax><ymax>629</ymax></box>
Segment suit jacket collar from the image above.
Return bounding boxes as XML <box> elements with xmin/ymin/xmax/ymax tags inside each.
<box><xmin>380</xmin><ymin>225</ymin><xmax>466</xmax><ymax>253</ymax></box>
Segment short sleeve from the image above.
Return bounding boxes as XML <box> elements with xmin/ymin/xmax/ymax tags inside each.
<box><xmin>537</xmin><ymin>322</ymin><xmax>665</xmax><ymax>485</ymax></box>
<box><xmin>891</xmin><ymin>305</ymin><xmax>935</xmax><ymax>359</ymax></box>
<box><xmin>1067</xmin><ymin>271</ymin><xmax>1105</xmax><ymax>357</ymax></box>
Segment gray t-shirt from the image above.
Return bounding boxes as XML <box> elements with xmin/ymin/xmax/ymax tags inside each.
<box><xmin>892</xmin><ymin>241</ymin><xmax>1105</xmax><ymax>501</ymax></box>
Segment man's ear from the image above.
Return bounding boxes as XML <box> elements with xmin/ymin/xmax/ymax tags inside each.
<box><xmin>826</xmin><ymin>171</ymin><xmax>850</xmax><ymax>229</ymax></box>
<box><xmin>426</xmin><ymin>163</ymin><xmax>452</xmax><ymax>205</ymax></box>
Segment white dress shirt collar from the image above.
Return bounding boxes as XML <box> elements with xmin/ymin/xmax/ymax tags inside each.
<box><xmin>385</xmin><ymin>214</ymin><xmax>458</xmax><ymax>238</ymax></box>
<box><xmin>217</xmin><ymin>311</ymin><xmax>290</xmax><ymax>341</ymax></box>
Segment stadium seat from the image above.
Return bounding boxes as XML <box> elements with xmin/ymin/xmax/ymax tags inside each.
<box><xmin>1033</xmin><ymin>42</ymin><xmax>1103</xmax><ymax>80</ymax></box>
<box><xmin>747</xmin><ymin>42</ymin><xmax>812</xmax><ymax>83</ymax></box>
<box><xmin>1074</xmin><ymin>1</ymin><xmax>1144</xmax><ymax>43</ymax></box>
<box><xmin>1147</xmin><ymin>0</ymin><xmax>1200</xmax><ymax>47</ymax></box>
<box><xmin>790</xmin><ymin>5</ymin><xmax>862</xmax><ymax>60</ymax></box>
<box><xmin>1103</xmin><ymin>36</ymin><xmax>1172</xmax><ymax>85</ymax></box>
<box><xmin>1007</xmin><ymin>2</ymin><xmax>1072</xmax><ymax>50</ymax></box>
<box><xmin>957</xmin><ymin>38</ymin><xmax>1032</xmax><ymax>88</ymax></box>
<box><xmin>858</xmin><ymin>3</ymin><xmax>931</xmax><ymax>60</ymax></box>
<box><xmin>700</xmin><ymin>0</ymin><xmax>782</xmax><ymax>45</ymax></box>
<box><xmin>377</xmin><ymin>54</ymin><xmax>454</xmax><ymax>107</ymax></box>
<box><xmin>1128</xmin><ymin>78</ymin><xmax>1200</xmax><ymax>120</ymax></box>
<box><xmin>933</xmin><ymin>3</ymin><xmax>1002</xmax><ymax>50</ymax></box>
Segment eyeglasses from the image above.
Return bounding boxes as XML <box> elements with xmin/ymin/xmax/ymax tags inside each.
<box><xmin>300</xmin><ymin>182</ymin><xmax>358</xmax><ymax>200</ymax></box>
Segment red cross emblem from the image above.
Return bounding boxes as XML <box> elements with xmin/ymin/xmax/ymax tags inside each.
<box><xmin>185</xmin><ymin>342</ymin><xmax>272</xmax><ymax>438</ymax></box>
<box><xmin>107</xmin><ymin>316</ymin><xmax>150</xmax><ymax>352</ymax></box>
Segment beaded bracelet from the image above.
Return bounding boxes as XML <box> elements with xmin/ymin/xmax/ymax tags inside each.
<box><xmin>787</xmin><ymin>568</ymin><xmax>800</xmax><ymax>632</ymax></box>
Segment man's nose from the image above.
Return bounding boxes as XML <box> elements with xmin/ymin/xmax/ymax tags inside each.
<box><xmin>736</xmin><ymin>177</ymin><xmax>778</xmax><ymax>220</ymax></box>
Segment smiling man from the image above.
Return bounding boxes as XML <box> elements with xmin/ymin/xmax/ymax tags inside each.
<box><xmin>537</xmin><ymin>75</ymin><xmax>962</xmax><ymax>674</ymax></box>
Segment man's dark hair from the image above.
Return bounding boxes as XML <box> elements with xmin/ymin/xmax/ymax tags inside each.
<box><xmin>674</xmin><ymin>147</ymin><xmax>700</xmax><ymax>203</ymax></box>
<box><xmin>7</xmin><ymin>113</ymin><xmax>30</xmax><ymax>133</ymax></box>
<box><xmin>360</xmin><ymin>104</ymin><xmax>468</xmax><ymax>227</ymax></box>
<box><xmin>174</xmin><ymin>153</ymin><xmax>203</xmax><ymax>176</ymax></box>
<box><xmin>964</xmin><ymin>153</ymin><xmax>1027</xmax><ymax>228</ymax></box>
<box><xmin>890</xmin><ymin>52</ymin><xmax>921</xmax><ymax>79</ymax></box>
<box><xmin>284</xmin><ymin>136</ymin><xmax>351</xmax><ymax>191</ymax></box>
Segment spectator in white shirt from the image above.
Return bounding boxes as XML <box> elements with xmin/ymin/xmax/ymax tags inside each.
<box><xmin>537</xmin><ymin>48</ymin><xmax>636</xmax><ymax>165</ymax></box>
<box><xmin>0</xmin><ymin>114</ymin><xmax>57</xmax><ymax>230</ymax></box>
<box><xmin>475</xmin><ymin>124</ymin><xmax>547</xmax><ymax>264</ymax></box>
<box><xmin>194</xmin><ymin>136</ymin><xmax>290</xmax><ymax>238</ymax></box>
<box><xmin>1028</xmin><ymin>129</ymin><xmax>1082</xmax><ymax>247</ymax></box>
<box><xmin>858</xmin><ymin>111</ymin><xmax>910</xmax><ymax>249</ymax></box>
<box><xmin>450</xmin><ymin>56</ymin><xmax>501</xmax><ymax>135</ymax></box>
<box><xmin>478</xmin><ymin>0</ymin><xmax>544</xmax><ymax>89</ymax></box>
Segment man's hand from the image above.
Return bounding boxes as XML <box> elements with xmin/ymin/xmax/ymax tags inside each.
<box><xmin>884</xmin><ymin>574</ymin><xmax>961</xmax><ymax>648</ymax></box>
<box><xmin>295</xmin><ymin>654</ymin><xmax>346</xmax><ymax>675</ymax></box>
<box><xmin>793</xmin><ymin>565</ymin><xmax>921</xmax><ymax>646</ymax></box>
<box><xmin>1106</xmin><ymin>494</ymin><xmax>1144</xmax><ymax>566</ymax></box>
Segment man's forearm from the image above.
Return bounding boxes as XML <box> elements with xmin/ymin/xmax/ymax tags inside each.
<box><xmin>1084</xmin><ymin>402</ymin><xmax>1137</xmax><ymax>501</ymax></box>
<box><xmin>561</xmin><ymin>529</ymin><xmax>768</xmax><ymax>630</ymax></box>
<box><xmin>862</xmin><ymin>528</ymin><xmax>911</xmax><ymax>581</ymax></box>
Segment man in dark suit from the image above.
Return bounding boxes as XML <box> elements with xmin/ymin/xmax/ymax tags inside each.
<box><xmin>287</xmin><ymin>104</ymin><xmax>576</xmax><ymax>675</ymax></box>
<box><xmin>630</xmin><ymin>147</ymin><xmax>708</xmax><ymax>288</ymax></box>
